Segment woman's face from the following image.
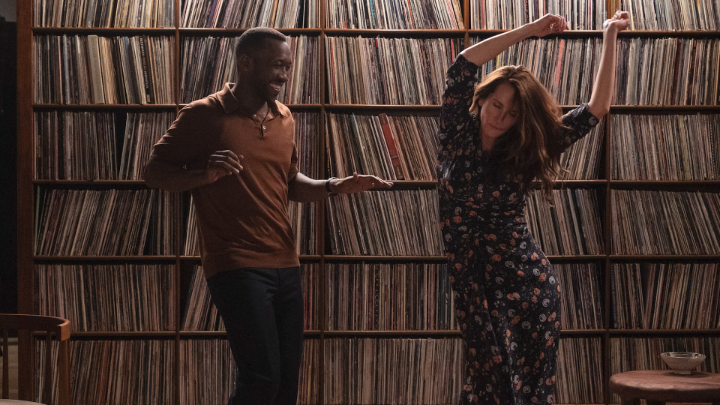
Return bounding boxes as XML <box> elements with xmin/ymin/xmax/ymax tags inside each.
<box><xmin>480</xmin><ymin>82</ymin><xmax>519</xmax><ymax>140</ymax></box>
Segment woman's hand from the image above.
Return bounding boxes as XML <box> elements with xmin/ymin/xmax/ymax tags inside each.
<box><xmin>530</xmin><ymin>14</ymin><xmax>569</xmax><ymax>37</ymax></box>
<box><xmin>603</xmin><ymin>10</ymin><xmax>630</xmax><ymax>34</ymax></box>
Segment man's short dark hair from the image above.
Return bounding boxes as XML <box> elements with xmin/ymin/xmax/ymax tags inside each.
<box><xmin>235</xmin><ymin>27</ymin><xmax>287</xmax><ymax>59</ymax></box>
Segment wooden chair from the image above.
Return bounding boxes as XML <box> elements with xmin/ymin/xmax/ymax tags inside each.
<box><xmin>0</xmin><ymin>314</ymin><xmax>71</xmax><ymax>405</ymax></box>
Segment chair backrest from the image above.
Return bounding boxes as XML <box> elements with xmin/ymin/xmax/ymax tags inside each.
<box><xmin>0</xmin><ymin>314</ymin><xmax>71</xmax><ymax>405</ymax></box>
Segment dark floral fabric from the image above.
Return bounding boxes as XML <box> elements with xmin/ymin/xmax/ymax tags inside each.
<box><xmin>437</xmin><ymin>55</ymin><xmax>599</xmax><ymax>405</ymax></box>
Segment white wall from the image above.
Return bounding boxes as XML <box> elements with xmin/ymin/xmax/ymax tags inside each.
<box><xmin>0</xmin><ymin>0</ymin><xmax>16</xmax><ymax>22</ymax></box>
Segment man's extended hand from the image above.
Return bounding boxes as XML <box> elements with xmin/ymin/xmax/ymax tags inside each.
<box><xmin>329</xmin><ymin>172</ymin><xmax>393</xmax><ymax>194</ymax></box>
<box><xmin>203</xmin><ymin>150</ymin><xmax>244</xmax><ymax>184</ymax></box>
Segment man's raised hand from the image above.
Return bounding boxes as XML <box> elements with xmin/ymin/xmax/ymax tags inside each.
<box><xmin>203</xmin><ymin>150</ymin><xmax>244</xmax><ymax>184</ymax></box>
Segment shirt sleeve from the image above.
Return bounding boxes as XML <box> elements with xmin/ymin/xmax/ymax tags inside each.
<box><xmin>438</xmin><ymin>54</ymin><xmax>479</xmax><ymax>150</ymax></box>
<box><xmin>150</xmin><ymin>104</ymin><xmax>209</xmax><ymax>169</ymax></box>
<box><xmin>554</xmin><ymin>103</ymin><xmax>601</xmax><ymax>152</ymax></box>
<box><xmin>288</xmin><ymin>142</ymin><xmax>299</xmax><ymax>181</ymax></box>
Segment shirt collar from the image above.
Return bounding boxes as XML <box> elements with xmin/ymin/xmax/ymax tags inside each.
<box><xmin>217</xmin><ymin>83</ymin><xmax>287</xmax><ymax>118</ymax></box>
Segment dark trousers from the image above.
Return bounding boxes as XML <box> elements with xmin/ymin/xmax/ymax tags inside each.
<box><xmin>206</xmin><ymin>266</ymin><xmax>304</xmax><ymax>405</ymax></box>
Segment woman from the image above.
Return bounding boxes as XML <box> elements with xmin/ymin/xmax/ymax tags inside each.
<box><xmin>437</xmin><ymin>11</ymin><xmax>630</xmax><ymax>405</ymax></box>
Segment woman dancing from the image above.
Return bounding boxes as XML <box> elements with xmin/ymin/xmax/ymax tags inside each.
<box><xmin>437</xmin><ymin>10</ymin><xmax>630</xmax><ymax>405</ymax></box>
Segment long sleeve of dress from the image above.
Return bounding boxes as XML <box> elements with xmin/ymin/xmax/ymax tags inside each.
<box><xmin>553</xmin><ymin>103</ymin><xmax>601</xmax><ymax>153</ymax></box>
<box><xmin>438</xmin><ymin>54</ymin><xmax>479</xmax><ymax>151</ymax></box>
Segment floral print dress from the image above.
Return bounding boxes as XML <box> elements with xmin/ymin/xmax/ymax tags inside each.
<box><xmin>437</xmin><ymin>55</ymin><xmax>599</xmax><ymax>405</ymax></box>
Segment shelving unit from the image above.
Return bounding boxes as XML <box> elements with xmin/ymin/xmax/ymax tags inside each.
<box><xmin>16</xmin><ymin>0</ymin><xmax>720</xmax><ymax>404</ymax></box>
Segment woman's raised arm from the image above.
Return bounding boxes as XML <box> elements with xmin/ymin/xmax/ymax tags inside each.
<box><xmin>587</xmin><ymin>11</ymin><xmax>631</xmax><ymax>119</ymax></box>
<box><xmin>459</xmin><ymin>14</ymin><xmax>569</xmax><ymax>67</ymax></box>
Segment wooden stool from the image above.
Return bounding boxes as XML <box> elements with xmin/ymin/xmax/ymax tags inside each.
<box><xmin>610</xmin><ymin>370</ymin><xmax>720</xmax><ymax>405</ymax></box>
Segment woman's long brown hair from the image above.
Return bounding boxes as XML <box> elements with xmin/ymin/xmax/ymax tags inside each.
<box><xmin>469</xmin><ymin>65</ymin><xmax>566</xmax><ymax>198</ymax></box>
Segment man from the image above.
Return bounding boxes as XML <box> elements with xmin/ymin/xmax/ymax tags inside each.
<box><xmin>144</xmin><ymin>27</ymin><xmax>391</xmax><ymax>405</ymax></box>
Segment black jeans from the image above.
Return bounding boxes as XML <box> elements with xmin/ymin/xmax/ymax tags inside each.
<box><xmin>206</xmin><ymin>266</ymin><xmax>304</xmax><ymax>405</ymax></box>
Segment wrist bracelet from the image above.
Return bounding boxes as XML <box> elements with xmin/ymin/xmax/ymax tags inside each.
<box><xmin>326</xmin><ymin>177</ymin><xmax>337</xmax><ymax>195</ymax></box>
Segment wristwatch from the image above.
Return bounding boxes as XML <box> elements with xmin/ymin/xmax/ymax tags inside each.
<box><xmin>326</xmin><ymin>177</ymin><xmax>337</xmax><ymax>195</ymax></box>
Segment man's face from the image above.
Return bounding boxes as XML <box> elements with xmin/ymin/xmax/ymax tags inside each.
<box><xmin>248</xmin><ymin>39</ymin><xmax>293</xmax><ymax>102</ymax></box>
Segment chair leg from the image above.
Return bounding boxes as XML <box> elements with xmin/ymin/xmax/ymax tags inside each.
<box><xmin>58</xmin><ymin>340</ymin><xmax>70</xmax><ymax>405</ymax></box>
<box><xmin>619</xmin><ymin>397</ymin><xmax>640</xmax><ymax>405</ymax></box>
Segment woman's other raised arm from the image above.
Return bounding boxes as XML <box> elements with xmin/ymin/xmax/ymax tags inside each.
<box><xmin>587</xmin><ymin>11</ymin><xmax>631</xmax><ymax>119</ymax></box>
<box><xmin>459</xmin><ymin>14</ymin><xmax>570</xmax><ymax>67</ymax></box>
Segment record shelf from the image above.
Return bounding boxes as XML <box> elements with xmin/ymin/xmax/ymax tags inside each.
<box><xmin>16</xmin><ymin>0</ymin><xmax>720</xmax><ymax>403</ymax></box>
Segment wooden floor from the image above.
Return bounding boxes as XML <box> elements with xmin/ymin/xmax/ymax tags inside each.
<box><xmin>0</xmin><ymin>338</ymin><xmax>18</xmax><ymax>399</ymax></box>
<box><xmin>0</xmin><ymin>341</ymin><xmax>715</xmax><ymax>405</ymax></box>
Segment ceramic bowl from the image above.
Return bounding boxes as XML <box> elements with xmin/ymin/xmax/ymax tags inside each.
<box><xmin>660</xmin><ymin>352</ymin><xmax>705</xmax><ymax>375</ymax></box>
